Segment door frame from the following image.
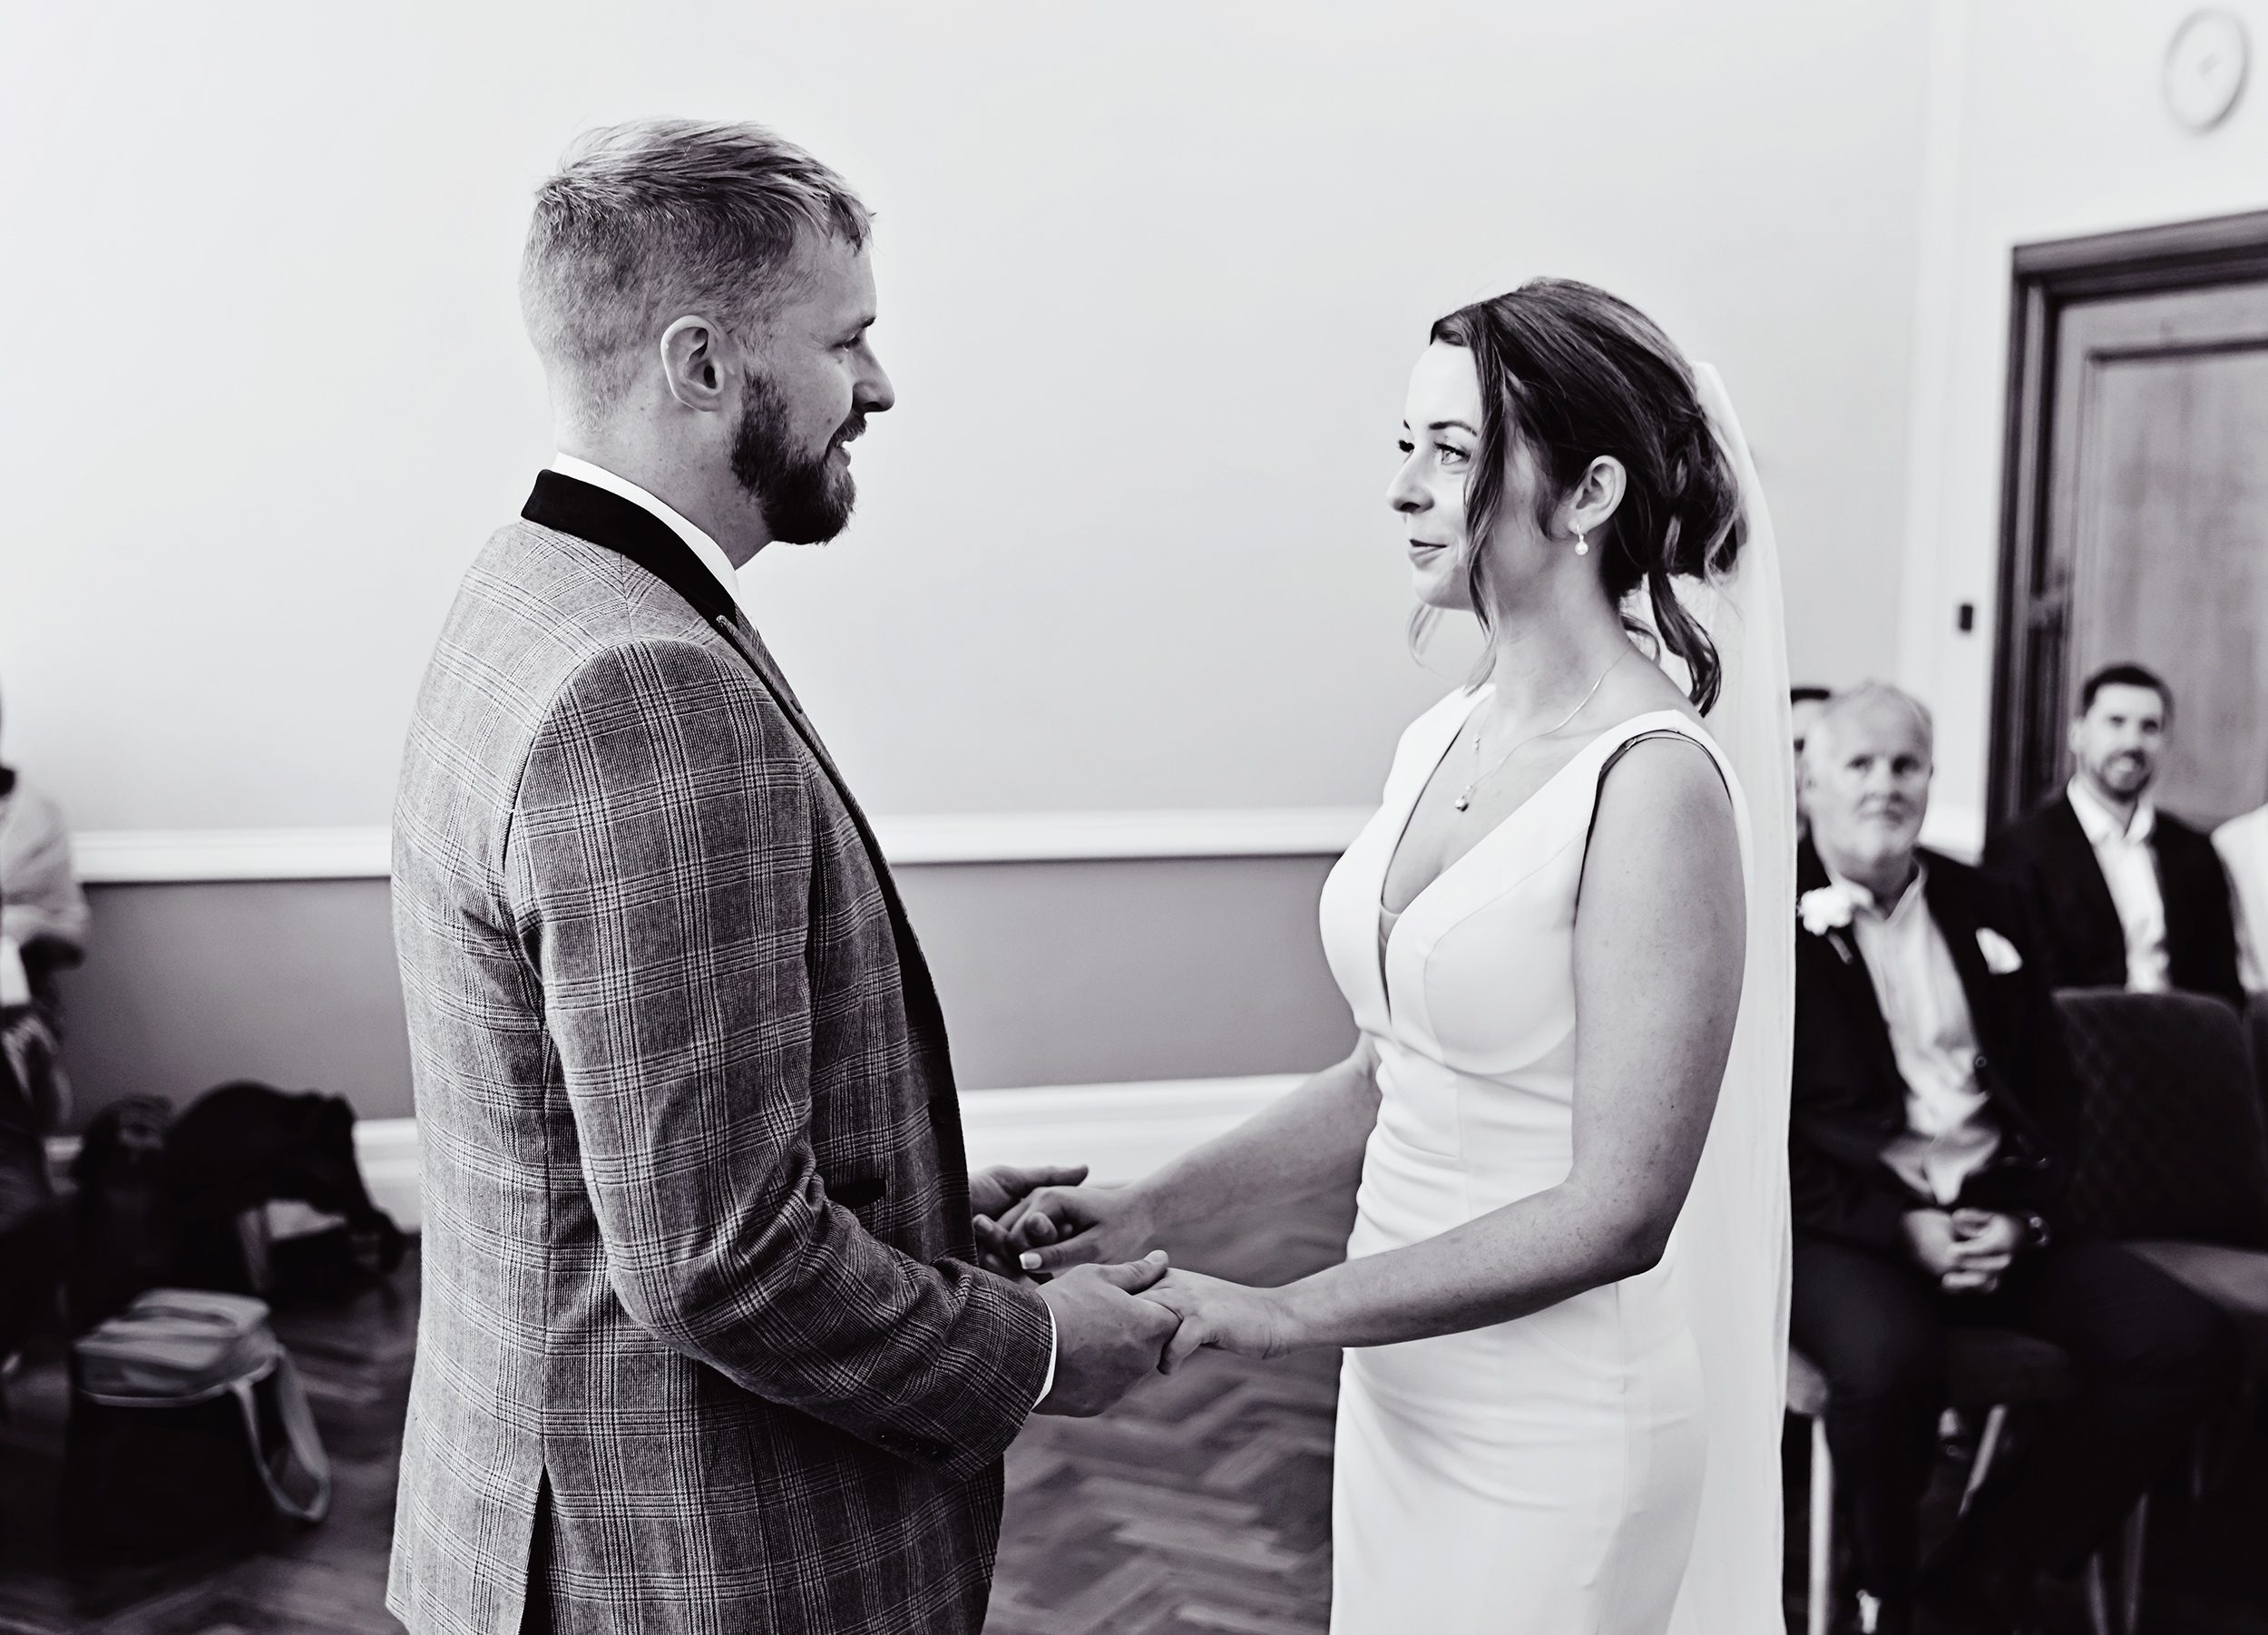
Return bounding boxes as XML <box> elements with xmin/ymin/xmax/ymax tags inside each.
<box><xmin>1989</xmin><ymin>208</ymin><xmax>2268</xmax><ymax>830</ymax></box>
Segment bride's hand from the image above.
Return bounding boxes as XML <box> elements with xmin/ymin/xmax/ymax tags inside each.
<box><xmin>1139</xmin><ymin>1269</ymin><xmax>1295</xmax><ymax>1372</ymax></box>
<box><xmin>1000</xmin><ymin>1181</ymin><xmax>1161</xmax><ymax>1277</ymax></box>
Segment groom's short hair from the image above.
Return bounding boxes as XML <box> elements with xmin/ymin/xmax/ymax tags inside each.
<box><xmin>521</xmin><ymin>119</ymin><xmax>870</xmax><ymax>423</ymax></box>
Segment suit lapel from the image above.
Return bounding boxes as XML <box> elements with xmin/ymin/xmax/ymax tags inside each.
<box><xmin>523</xmin><ymin>471</ymin><xmax>738</xmax><ymax>626</ymax></box>
<box><xmin>1822</xmin><ymin>929</ymin><xmax>1905</xmax><ymax>1097</ymax></box>
<box><xmin>522</xmin><ymin>474</ymin><xmax>973</xmax><ymax>1199</ymax></box>
<box><xmin>1923</xmin><ymin>866</ymin><xmax>2004</xmax><ymax>1062</ymax></box>
<box><xmin>2146</xmin><ymin>823</ymin><xmax>2200</xmax><ymax>984</ymax></box>
<box><xmin>716</xmin><ymin>610</ymin><xmax>975</xmax><ymax>1201</ymax></box>
<box><xmin>1798</xmin><ymin>842</ymin><xmax>1905</xmax><ymax>1096</ymax></box>
<box><xmin>2045</xmin><ymin>793</ymin><xmax>2126</xmax><ymax>955</ymax></box>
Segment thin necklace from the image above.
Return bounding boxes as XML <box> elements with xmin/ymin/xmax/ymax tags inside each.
<box><xmin>1452</xmin><ymin>653</ymin><xmax>1626</xmax><ymax>814</ymax></box>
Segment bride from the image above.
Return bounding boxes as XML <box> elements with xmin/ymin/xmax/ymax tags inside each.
<box><xmin>1002</xmin><ymin>280</ymin><xmax>1795</xmax><ymax>1633</ymax></box>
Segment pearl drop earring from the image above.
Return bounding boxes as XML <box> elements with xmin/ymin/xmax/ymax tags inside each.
<box><xmin>1574</xmin><ymin>529</ymin><xmax>1589</xmax><ymax>557</ymax></box>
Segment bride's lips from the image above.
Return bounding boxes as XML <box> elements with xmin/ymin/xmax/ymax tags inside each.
<box><xmin>1408</xmin><ymin>539</ymin><xmax>1451</xmax><ymax>563</ymax></box>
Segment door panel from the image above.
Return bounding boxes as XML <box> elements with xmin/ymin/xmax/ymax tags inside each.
<box><xmin>2045</xmin><ymin>280</ymin><xmax>2268</xmax><ymax>826</ymax></box>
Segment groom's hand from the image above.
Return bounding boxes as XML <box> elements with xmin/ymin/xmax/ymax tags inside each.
<box><xmin>970</xmin><ymin>1163</ymin><xmax>1088</xmax><ymax>1278</ymax></box>
<box><xmin>1034</xmin><ymin>1251</ymin><xmax>1179</xmax><ymax>1416</ymax></box>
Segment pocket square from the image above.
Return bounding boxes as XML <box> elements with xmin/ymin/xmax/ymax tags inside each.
<box><xmin>1976</xmin><ymin>927</ymin><xmax>2024</xmax><ymax>974</ymax></box>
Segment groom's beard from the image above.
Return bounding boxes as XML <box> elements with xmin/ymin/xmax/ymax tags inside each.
<box><xmin>730</xmin><ymin>374</ymin><xmax>861</xmax><ymax>544</ymax></box>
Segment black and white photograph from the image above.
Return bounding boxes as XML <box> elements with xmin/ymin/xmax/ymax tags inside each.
<box><xmin>4</xmin><ymin>4</ymin><xmax>2268</xmax><ymax>1633</ymax></box>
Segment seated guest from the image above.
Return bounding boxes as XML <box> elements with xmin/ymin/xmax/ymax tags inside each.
<box><xmin>2214</xmin><ymin>798</ymin><xmax>2268</xmax><ymax>994</ymax></box>
<box><xmin>1985</xmin><ymin>662</ymin><xmax>2242</xmax><ymax>1006</ymax></box>
<box><xmin>0</xmin><ymin>689</ymin><xmax>89</xmax><ymax>1128</ymax></box>
<box><xmin>1792</xmin><ymin>683</ymin><xmax>1832</xmax><ymax>763</ymax></box>
<box><xmin>1793</xmin><ymin>682</ymin><xmax>2231</xmax><ymax>1635</ymax></box>
<box><xmin>1792</xmin><ymin>684</ymin><xmax>1831</xmax><ymax>838</ymax></box>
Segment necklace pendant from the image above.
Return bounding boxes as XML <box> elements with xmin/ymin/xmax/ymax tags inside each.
<box><xmin>1453</xmin><ymin>794</ymin><xmax>1471</xmax><ymax>812</ymax></box>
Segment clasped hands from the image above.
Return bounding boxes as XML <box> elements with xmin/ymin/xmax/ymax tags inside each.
<box><xmin>1901</xmin><ymin>1206</ymin><xmax>2027</xmax><ymax>1295</ymax></box>
<box><xmin>969</xmin><ymin>1165</ymin><xmax>1292</xmax><ymax>1416</ymax></box>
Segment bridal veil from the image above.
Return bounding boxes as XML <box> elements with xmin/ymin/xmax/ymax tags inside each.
<box><xmin>1667</xmin><ymin>363</ymin><xmax>1797</xmax><ymax>1634</ymax></box>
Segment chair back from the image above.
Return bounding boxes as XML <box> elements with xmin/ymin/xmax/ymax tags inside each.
<box><xmin>2057</xmin><ymin>988</ymin><xmax>2268</xmax><ymax>1248</ymax></box>
<box><xmin>2249</xmin><ymin>993</ymin><xmax>2268</xmax><ymax>1121</ymax></box>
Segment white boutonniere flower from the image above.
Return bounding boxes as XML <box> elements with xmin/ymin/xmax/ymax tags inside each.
<box><xmin>1976</xmin><ymin>926</ymin><xmax>2025</xmax><ymax>974</ymax></box>
<box><xmin>1798</xmin><ymin>884</ymin><xmax>1861</xmax><ymax>937</ymax></box>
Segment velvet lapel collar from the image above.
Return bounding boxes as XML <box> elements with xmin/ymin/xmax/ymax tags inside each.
<box><xmin>523</xmin><ymin>470</ymin><xmax>736</xmax><ymax>627</ymax></box>
<box><xmin>522</xmin><ymin>472</ymin><xmax>853</xmax><ymax>788</ymax></box>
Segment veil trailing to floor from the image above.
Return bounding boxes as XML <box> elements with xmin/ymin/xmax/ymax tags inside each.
<box><xmin>1667</xmin><ymin>363</ymin><xmax>1798</xmax><ymax>1634</ymax></box>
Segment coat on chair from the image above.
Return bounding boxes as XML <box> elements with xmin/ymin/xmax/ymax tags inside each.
<box><xmin>1986</xmin><ymin>792</ymin><xmax>2244</xmax><ymax>1008</ymax></box>
<box><xmin>1792</xmin><ymin>842</ymin><xmax>2075</xmax><ymax>1248</ymax></box>
<box><xmin>386</xmin><ymin>474</ymin><xmax>1054</xmax><ymax>1635</ymax></box>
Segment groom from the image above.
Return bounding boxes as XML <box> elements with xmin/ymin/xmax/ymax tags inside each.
<box><xmin>387</xmin><ymin>120</ymin><xmax>1177</xmax><ymax>1635</ymax></box>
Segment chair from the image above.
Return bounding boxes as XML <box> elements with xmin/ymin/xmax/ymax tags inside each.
<box><xmin>1789</xmin><ymin>1330</ymin><xmax>2144</xmax><ymax>1635</ymax></box>
<box><xmin>2248</xmin><ymin>993</ymin><xmax>2268</xmax><ymax>1121</ymax></box>
<box><xmin>2056</xmin><ymin>989</ymin><xmax>2268</xmax><ymax>1503</ymax></box>
<box><xmin>2056</xmin><ymin>990</ymin><xmax>2268</xmax><ymax>1379</ymax></box>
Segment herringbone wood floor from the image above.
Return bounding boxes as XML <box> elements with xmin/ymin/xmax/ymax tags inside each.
<box><xmin>984</xmin><ymin>1196</ymin><xmax>1353</xmax><ymax>1635</ymax></box>
<box><xmin>3</xmin><ymin>1194</ymin><xmax>2265</xmax><ymax>1632</ymax></box>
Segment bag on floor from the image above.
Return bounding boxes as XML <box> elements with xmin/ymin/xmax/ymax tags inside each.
<box><xmin>163</xmin><ymin>1082</ymin><xmax>405</xmax><ymax>1301</ymax></box>
<box><xmin>62</xmin><ymin>1287</ymin><xmax>331</xmax><ymax>1556</ymax></box>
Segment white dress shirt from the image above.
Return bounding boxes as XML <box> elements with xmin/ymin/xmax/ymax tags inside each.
<box><xmin>1831</xmin><ymin>862</ymin><xmax>2002</xmax><ymax>1205</ymax></box>
<box><xmin>2067</xmin><ymin>778</ymin><xmax>2171</xmax><ymax>993</ymax></box>
<box><xmin>545</xmin><ymin>453</ymin><xmax>1061</xmax><ymax>1407</ymax></box>
<box><xmin>2215</xmin><ymin>804</ymin><xmax>2268</xmax><ymax>995</ymax></box>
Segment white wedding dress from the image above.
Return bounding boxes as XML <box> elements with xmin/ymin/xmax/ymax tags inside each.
<box><xmin>1316</xmin><ymin>366</ymin><xmax>1796</xmax><ymax>1635</ymax></box>
<box><xmin>1321</xmin><ymin>702</ymin><xmax>1735</xmax><ymax>1634</ymax></box>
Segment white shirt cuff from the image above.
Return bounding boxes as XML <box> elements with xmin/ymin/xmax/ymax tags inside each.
<box><xmin>1034</xmin><ymin>1304</ymin><xmax>1058</xmax><ymax>1406</ymax></box>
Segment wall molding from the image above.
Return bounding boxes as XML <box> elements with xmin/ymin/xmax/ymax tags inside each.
<box><xmin>47</xmin><ymin>1074</ymin><xmax>1303</xmax><ymax>1234</ymax></box>
<box><xmin>77</xmin><ymin>802</ymin><xmax>1987</xmax><ymax>883</ymax></box>
<box><xmin>73</xmin><ymin>811</ymin><xmax>1374</xmax><ymax>885</ymax></box>
<box><xmin>74</xmin><ymin>827</ymin><xmax>397</xmax><ymax>884</ymax></box>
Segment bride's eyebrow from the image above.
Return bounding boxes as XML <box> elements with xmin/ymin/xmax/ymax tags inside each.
<box><xmin>1429</xmin><ymin>419</ymin><xmax>1478</xmax><ymax>435</ymax></box>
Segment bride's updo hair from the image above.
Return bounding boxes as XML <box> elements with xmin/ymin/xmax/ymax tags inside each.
<box><xmin>1429</xmin><ymin>279</ymin><xmax>1746</xmax><ymax>712</ymax></box>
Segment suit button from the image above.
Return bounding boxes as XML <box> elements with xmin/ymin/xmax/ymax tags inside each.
<box><xmin>1974</xmin><ymin>1053</ymin><xmax>1988</xmax><ymax>1072</ymax></box>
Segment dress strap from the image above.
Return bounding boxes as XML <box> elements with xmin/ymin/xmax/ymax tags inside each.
<box><xmin>1576</xmin><ymin>721</ymin><xmax>1735</xmax><ymax>906</ymax></box>
<box><xmin>1598</xmin><ymin>726</ymin><xmax>1732</xmax><ymax>799</ymax></box>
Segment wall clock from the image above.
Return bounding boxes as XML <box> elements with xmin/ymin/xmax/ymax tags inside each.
<box><xmin>2165</xmin><ymin>8</ymin><xmax>2250</xmax><ymax>132</ymax></box>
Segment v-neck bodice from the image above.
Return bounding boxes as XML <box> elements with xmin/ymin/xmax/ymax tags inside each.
<box><xmin>1322</xmin><ymin>691</ymin><xmax>1744</xmax><ymax>1236</ymax></box>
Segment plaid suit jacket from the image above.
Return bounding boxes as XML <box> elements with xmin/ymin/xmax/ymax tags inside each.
<box><xmin>386</xmin><ymin>474</ymin><xmax>1053</xmax><ymax>1635</ymax></box>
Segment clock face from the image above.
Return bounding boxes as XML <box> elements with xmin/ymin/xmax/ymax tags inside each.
<box><xmin>2165</xmin><ymin>8</ymin><xmax>2251</xmax><ymax>132</ymax></box>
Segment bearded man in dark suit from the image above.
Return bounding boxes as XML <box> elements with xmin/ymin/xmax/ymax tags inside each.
<box><xmin>1986</xmin><ymin>663</ymin><xmax>2243</xmax><ymax>1008</ymax></box>
<box><xmin>1789</xmin><ymin>683</ymin><xmax>2230</xmax><ymax>1635</ymax></box>
<box><xmin>388</xmin><ymin>121</ymin><xmax>1178</xmax><ymax>1635</ymax></box>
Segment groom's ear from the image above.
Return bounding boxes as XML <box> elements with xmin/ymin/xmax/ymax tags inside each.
<box><xmin>658</xmin><ymin>315</ymin><xmax>733</xmax><ymax>414</ymax></box>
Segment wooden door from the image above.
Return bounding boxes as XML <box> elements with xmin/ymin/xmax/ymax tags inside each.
<box><xmin>1993</xmin><ymin>212</ymin><xmax>2268</xmax><ymax>831</ymax></box>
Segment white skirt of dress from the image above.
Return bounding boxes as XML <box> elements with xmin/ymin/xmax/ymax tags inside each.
<box><xmin>1329</xmin><ymin>1276</ymin><xmax>1706</xmax><ymax>1635</ymax></box>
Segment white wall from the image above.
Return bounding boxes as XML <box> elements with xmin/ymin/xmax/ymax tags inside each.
<box><xmin>1</xmin><ymin>1</ymin><xmax>1931</xmax><ymax>833</ymax></box>
<box><xmin>1898</xmin><ymin>0</ymin><xmax>2268</xmax><ymax>850</ymax></box>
